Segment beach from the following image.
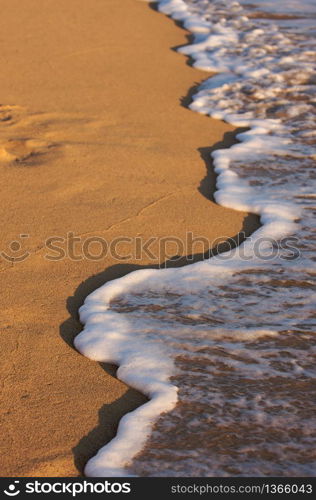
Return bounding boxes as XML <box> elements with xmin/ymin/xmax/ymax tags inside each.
<box><xmin>0</xmin><ymin>0</ymin><xmax>261</xmax><ymax>476</ymax></box>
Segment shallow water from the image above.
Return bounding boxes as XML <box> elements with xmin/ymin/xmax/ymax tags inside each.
<box><xmin>75</xmin><ymin>0</ymin><xmax>316</xmax><ymax>476</ymax></box>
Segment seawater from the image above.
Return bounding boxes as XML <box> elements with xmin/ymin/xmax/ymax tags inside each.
<box><xmin>74</xmin><ymin>0</ymin><xmax>316</xmax><ymax>476</ymax></box>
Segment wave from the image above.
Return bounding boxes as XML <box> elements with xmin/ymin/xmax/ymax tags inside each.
<box><xmin>74</xmin><ymin>0</ymin><xmax>316</xmax><ymax>476</ymax></box>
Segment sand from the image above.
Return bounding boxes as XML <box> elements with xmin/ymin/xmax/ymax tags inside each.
<box><xmin>0</xmin><ymin>0</ymin><xmax>259</xmax><ymax>476</ymax></box>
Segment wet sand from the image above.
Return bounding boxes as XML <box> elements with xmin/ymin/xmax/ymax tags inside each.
<box><xmin>0</xmin><ymin>0</ymin><xmax>259</xmax><ymax>476</ymax></box>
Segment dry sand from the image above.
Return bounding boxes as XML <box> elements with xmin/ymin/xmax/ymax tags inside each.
<box><xmin>0</xmin><ymin>0</ymin><xmax>259</xmax><ymax>476</ymax></box>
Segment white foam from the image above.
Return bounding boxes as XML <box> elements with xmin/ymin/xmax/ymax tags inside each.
<box><xmin>75</xmin><ymin>268</ymin><xmax>178</xmax><ymax>476</ymax></box>
<box><xmin>75</xmin><ymin>0</ymin><xmax>316</xmax><ymax>476</ymax></box>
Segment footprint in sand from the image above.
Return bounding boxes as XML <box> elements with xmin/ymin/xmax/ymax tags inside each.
<box><xmin>0</xmin><ymin>138</ymin><xmax>55</xmax><ymax>164</ymax></box>
<box><xmin>0</xmin><ymin>104</ymin><xmax>22</xmax><ymax>123</ymax></box>
<box><xmin>0</xmin><ymin>104</ymin><xmax>57</xmax><ymax>165</ymax></box>
<box><xmin>0</xmin><ymin>103</ymin><xmax>117</xmax><ymax>166</ymax></box>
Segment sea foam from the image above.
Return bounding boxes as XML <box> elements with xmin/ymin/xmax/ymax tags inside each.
<box><xmin>75</xmin><ymin>0</ymin><xmax>316</xmax><ymax>476</ymax></box>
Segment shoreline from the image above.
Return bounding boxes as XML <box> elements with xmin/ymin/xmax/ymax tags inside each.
<box><xmin>0</xmin><ymin>0</ymin><xmax>259</xmax><ymax>476</ymax></box>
